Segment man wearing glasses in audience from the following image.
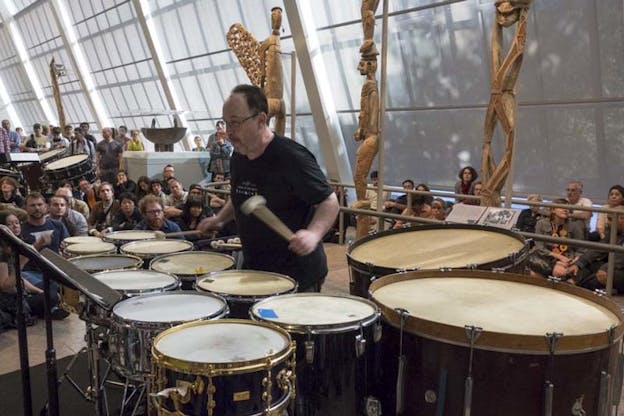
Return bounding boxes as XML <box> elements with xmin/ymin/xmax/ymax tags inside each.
<box><xmin>135</xmin><ymin>194</ymin><xmax>183</xmax><ymax>237</ymax></box>
<box><xmin>565</xmin><ymin>180</ymin><xmax>593</xmax><ymax>238</ymax></box>
<box><xmin>198</xmin><ymin>84</ymin><xmax>339</xmax><ymax>292</ymax></box>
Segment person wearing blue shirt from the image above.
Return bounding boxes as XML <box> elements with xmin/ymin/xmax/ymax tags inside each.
<box><xmin>134</xmin><ymin>194</ymin><xmax>184</xmax><ymax>238</ymax></box>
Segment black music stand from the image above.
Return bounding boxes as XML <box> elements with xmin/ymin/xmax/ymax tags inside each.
<box><xmin>0</xmin><ymin>225</ymin><xmax>121</xmax><ymax>416</ymax></box>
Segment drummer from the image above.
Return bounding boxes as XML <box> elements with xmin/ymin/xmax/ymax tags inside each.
<box><xmin>198</xmin><ymin>85</ymin><xmax>339</xmax><ymax>292</ymax></box>
<box><xmin>135</xmin><ymin>194</ymin><xmax>184</xmax><ymax>238</ymax></box>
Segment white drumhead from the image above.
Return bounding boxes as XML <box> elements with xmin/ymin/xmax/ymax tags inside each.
<box><xmin>151</xmin><ymin>252</ymin><xmax>234</xmax><ymax>275</ymax></box>
<box><xmin>372</xmin><ymin>277</ymin><xmax>621</xmax><ymax>336</ymax></box>
<box><xmin>155</xmin><ymin>321</ymin><xmax>289</xmax><ymax>364</ymax></box>
<box><xmin>113</xmin><ymin>293</ymin><xmax>226</xmax><ymax>322</ymax></box>
<box><xmin>39</xmin><ymin>148</ymin><xmax>66</xmax><ymax>162</ymax></box>
<box><xmin>252</xmin><ymin>294</ymin><xmax>377</xmax><ymax>326</ymax></box>
<box><xmin>93</xmin><ymin>270</ymin><xmax>177</xmax><ymax>291</ymax></box>
<box><xmin>105</xmin><ymin>230</ymin><xmax>158</xmax><ymax>241</ymax></box>
<box><xmin>350</xmin><ymin>228</ymin><xmax>525</xmax><ymax>269</ymax></box>
<box><xmin>197</xmin><ymin>270</ymin><xmax>295</xmax><ymax>296</ymax></box>
<box><xmin>64</xmin><ymin>236</ymin><xmax>102</xmax><ymax>245</ymax></box>
<box><xmin>65</xmin><ymin>241</ymin><xmax>116</xmax><ymax>255</ymax></box>
<box><xmin>44</xmin><ymin>154</ymin><xmax>87</xmax><ymax>170</ymax></box>
<box><xmin>122</xmin><ymin>239</ymin><xmax>193</xmax><ymax>255</ymax></box>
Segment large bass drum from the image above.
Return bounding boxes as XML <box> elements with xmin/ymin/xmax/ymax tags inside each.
<box><xmin>369</xmin><ymin>270</ymin><xmax>624</xmax><ymax>416</ymax></box>
<box><xmin>150</xmin><ymin>319</ymin><xmax>296</xmax><ymax>416</ymax></box>
<box><xmin>347</xmin><ymin>223</ymin><xmax>529</xmax><ymax>297</ymax></box>
<box><xmin>251</xmin><ymin>293</ymin><xmax>381</xmax><ymax>416</ymax></box>
<box><xmin>43</xmin><ymin>154</ymin><xmax>93</xmax><ymax>183</ymax></box>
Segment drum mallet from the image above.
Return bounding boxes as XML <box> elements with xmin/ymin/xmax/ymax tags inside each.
<box><xmin>241</xmin><ymin>195</ymin><xmax>294</xmax><ymax>242</ymax></box>
<box><xmin>154</xmin><ymin>230</ymin><xmax>205</xmax><ymax>239</ymax></box>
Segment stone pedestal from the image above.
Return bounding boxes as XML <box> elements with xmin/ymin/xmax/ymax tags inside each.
<box><xmin>123</xmin><ymin>151</ymin><xmax>210</xmax><ymax>185</ymax></box>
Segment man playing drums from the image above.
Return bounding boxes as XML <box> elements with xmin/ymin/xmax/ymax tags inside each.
<box><xmin>198</xmin><ymin>84</ymin><xmax>339</xmax><ymax>292</ymax></box>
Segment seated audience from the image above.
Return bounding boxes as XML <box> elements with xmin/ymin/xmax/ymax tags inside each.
<box><xmin>88</xmin><ymin>182</ymin><xmax>120</xmax><ymax>237</ymax></box>
<box><xmin>431</xmin><ymin>198</ymin><xmax>447</xmax><ymax>221</ymax></box>
<box><xmin>56</xmin><ymin>185</ymin><xmax>90</xmax><ymax>219</ymax></box>
<box><xmin>79</xmin><ymin>178</ymin><xmax>99</xmax><ymax>211</ymax></box>
<box><xmin>48</xmin><ymin>194</ymin><xmax>87</xmax><ymax>237</ymax></box>
<box><xmin>565</xmin><ymin>180</ymin><xmax>592</xmax><ymax>238</ymax></box>
<box><xmin>176</xmin><ymin>197</ymin><xmax>213</xmax><ymax>241</ymax></box>
<box><xmin>136</xmin><ymin>176</ymin><xmax>151</xmax><ymax>200</ymax></box>
<box><xmin>454</xmin><ymin>166</ymin><xmax>478</xmax><ymax>203</ymax></box>
<box><xmin>113</xmin><ymin>170</ymin><xmax>137</xmax><ymax>197</ymax></box>
<box><xmin>0</xmin><ymin>176</ymin><xmax>24</xmax><ymax>208</ymax></box>
<box><xmin>384</xmin><ymin>179</ymin><xmax>415</xmax><ymax>214</ymax></box>
<box><xmin>135</xmin><ymin>195</ymin><xmax>183</xmax><ymax>236</ymax></box>
<box><xmin>515</xmin><ymin>194</ymin><xmax>548</xmax><ymax>233</ymax></box>
<box><xmin>150</xmin><ymin>179</ymin><xmax>168</xmax><ymax>207</ymax></box>
<box><xmin>593</xmin><ymin>185</ymin><xmax>624</xmax><ymax>241</ymax></box>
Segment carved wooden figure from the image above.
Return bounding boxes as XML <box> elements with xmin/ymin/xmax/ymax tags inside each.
<box><xmin>227</xmin><ymin>7</ymin><xmax>286</xmax><ymax>136</ymax></box>
<box><xmin>480</xmin><ymin>0</ymin><xmax>532</xmax><ymax>206</ymax></box>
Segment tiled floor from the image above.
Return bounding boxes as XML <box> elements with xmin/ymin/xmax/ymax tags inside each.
<box><xmin>2</xmin><ymin>242</ymin><xmax>624</xmax><ymax>414</ymax></box>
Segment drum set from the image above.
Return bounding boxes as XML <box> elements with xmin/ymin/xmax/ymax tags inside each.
<box><xmin>55</xmin><ymin>223</ymin><xmax>624</xmax><ymax>416</ymax></box>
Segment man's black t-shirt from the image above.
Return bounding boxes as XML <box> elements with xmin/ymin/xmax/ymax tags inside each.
<box><xmin>230</xmin><ymin>135</ymin><xmax>333</xmax><ymax>290</ymax></box>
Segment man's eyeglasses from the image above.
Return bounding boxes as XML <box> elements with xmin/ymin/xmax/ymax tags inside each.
<box><xmin>566</xmin><ymin>188</ymin><xmax>579</xmax><ymax>192</ymax></box>
<box><xmin>145</xmin><ymin>209</ymin><xmax>163</xmax><ymax>215</ymax></box>
<box><xmin>223</xmin><ymin>113</ymin><xmax>258</xmax><ymax>129</ymax></box>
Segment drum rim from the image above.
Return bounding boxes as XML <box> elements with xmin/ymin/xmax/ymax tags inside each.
<box><xmin>152</xmin><ymin>318</ymin><xmax>295</xmax><ymax>376</ymax></box>
<box><xmin>68</xmin><ymin>253</ymin><xmax>144</xmax><ymax>273</ymax></box>
<box><xmin>149</xmin><ymin>251</ymin><xmax>236</xmax><ymax>277</ymax></box>
<box><xmin>102</xmin><ymin>230</ymin><xmax>160</xmax><ymax>243</ymax></box>
<box><xmin>251</xmin><ymin>292</ymin><xmax>380</xmax><ymax>334</ymax></box>
<box><xmin>92</xmin><ymin>269</ymin><xmax>180</xmax><ymax>293</ymax></box>
<box><xmin>39</xmin><ymin>148</ymin><xmax>66</xmax><ymax>161</ymax></box>
<box><xmin>120</xmin><ymin>239</ymin><xmax>194</xmax><ymax>257</ymax></box>
<box><xmin>111</xmin><ymin>291</ymin><xmax>229</xmax><ymax>329</ymax></box>
<box><xmin>195</xmin><ymin>269</ymin><xmax>298</xmax><ymax>301</ymax></box>
<box><xmin>63</xmin><ymin>236</ymin><xmax>103</xmax><ymax>244</ymax></box>
<box><xmin>346</xmin><ymin>223</ymin><xmax>530</xmax><ymax>273</ymax></box>
<box><xmin>369</xmin><ymin>269</ymin><xmax>624</xmax><ymax>354</ymax></box>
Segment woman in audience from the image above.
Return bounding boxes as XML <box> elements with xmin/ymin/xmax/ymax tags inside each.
<box><xmin>594</xmin><ymin>185</ymin><xmax>624</xmax><ymax>240</ymax></box>
<box><xmin>431</xmin><ymin>198</ymin><xmax>447</xmax><ymax>221</ymax></box>
<box><xmin>0</xmin><ymin>176</ymin><xmax>24</xmax><ymax>208</ymax></box>
<box><xmin>527</xmin><ymin>198</ymin><xmax>585</xmax><ymax>279</ymax></box>
<box><xmin>454</xmin><ymin>166</ymin><xmax>478</xmax><ymax>204</ymax></box>
<box><xmin>126</xmin><ymin>129</ymin><xmax>144</xmax><ymax>151</ymax></box>
<box><xmin>176</xmin><ymin>197</ymin><xmax>213</xmax><ymax>241</ymax></box>
<box><xmin>516</xmin><ymin>194</ymin><xmax>548</xmax><ymax>233</ymax></box>
<box><xmin>136</xmin><ymin>176</ymin><xmax>151</xmax><ymax>200</ymax></box>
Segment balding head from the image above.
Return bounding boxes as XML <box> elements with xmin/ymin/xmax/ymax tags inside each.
<box><xmin>55</xmin><ymin>187</ymin><xmax>73</xmax><ymax>200</ymax></box>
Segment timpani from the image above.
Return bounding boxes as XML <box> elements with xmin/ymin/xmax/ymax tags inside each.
<box><xmin>120</xmin><ymin>239</ymin><xmax>194</xmax><ymax>268</ymax></box>
<box><xmin>63</xmin><ymin>241</ymin><xmax>117</xmax><ymax>258</ymax></box>
<box><xmin>369</xmin><ymin>270</ymin><xmax>624</xmax><ymax>415</ymax></box>
<box><xmin>102</xmin><ymin>230</ymin><xmax>159</xmax><ymax>247</ymax></box>
<box><xmin>347</xmin><ymin>223</ymin><xmax>529</xmax><ymax>297</ymax></box>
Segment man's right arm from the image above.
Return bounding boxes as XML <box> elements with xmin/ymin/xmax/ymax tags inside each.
<box><xmin>198</xmin><ymin>199</ymin><xmax>234</xmax><ymax>233</ymax></box>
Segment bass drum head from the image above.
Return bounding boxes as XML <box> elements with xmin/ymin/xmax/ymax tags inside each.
<box><xmin>251</xmin><ymin>293</ymin><xmax>378</xmax><ymax>332</ymax></box>
<box><xmin>196</xmin><ymin>270</ymin><xmax>296</xmax><ymax>297</ymax></box>
<box><xmin>43</xmin><ymin>154</ymin><xmax>88</xmax><ymax>171</ymax></box>
<box><xmin>113</xmin><ymin>292</ymin><xmax>228</xmax><ymax>325</ymax></box>
<box><xmin>120</xmin><ymin>239</ymin><xmax>193</xmax><ymax>257</ymax></box>
<box><xmin>370</xmin><ymin>270</ymin><xmax>624</xmax><ymax>353</ymax></box>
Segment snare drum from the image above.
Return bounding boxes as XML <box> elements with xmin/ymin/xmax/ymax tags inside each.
<box><xmin>63</xmin><ymin>241</ymin><xmax>116</xmax><ymax>258</ymax></box>
<box><xmin>43</xmin><ymin>154</ymin><xmax>93</xmax><ymax>183</ymax></box>
<box><xmin>61</xmin><ymin>254</ymin><xmax>143</xmax><ymax>315</ymax></box>
<box><xmin>120</xmin><ymin>239</ymin><xmax>193</xmax><ymax>266</ymax></box>
<box><xmin>369</xmin><ymin>270</ymin><xmax>624</xmax><ymax>415</ymax></box>
<box><xmin>151</xmin><ymin>319</ymin><xmax>296</xmax><ymax>416</ymax></box>
<box><xmin>196</xmin><ymin>270</ymin><xmax>297</xmax><ymax>318</ymax></box>
<box><xmin>347</xmin><ymin>223</ymin><xmax>529</xmax><ymax>297</ymax></box>
<box><xmin>85</xmin><ymin>270</ymin><xmax>179</xmax><ymax>326</ymax></box>
<box><xmin>150</xmin><ymin>251</ymin><xmax>235</xmax><ymax>290</ymax></box>
<box><xmin>103</xmin><ymin>230</ymin><xmax>159</xmax><ymax>247</ymax></box>
<box><xmin>251</xmin><ymin>294</ymin><xmax>381</xmax><ymax>416</ymax></box>
<box><xmin>110</xmin><ymin>292</ymin><xmax>228</xmax><ymax>380</ymax></box>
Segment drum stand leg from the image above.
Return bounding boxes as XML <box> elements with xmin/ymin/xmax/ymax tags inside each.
<box><xmin>118</xmin><ymin>378</ymin><xmax>146</xmax><ymax>416</ymax></box>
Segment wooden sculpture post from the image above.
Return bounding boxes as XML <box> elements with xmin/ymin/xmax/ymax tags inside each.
<box><xmin>352</xmin><ymin>0</ymin><xmax>381</xmax><ymax>239</ymax></box>
<box><xmin>227</xmin><ymin>7</ymin><xmax>286</xmax><ymax>136</ymax></box>
<box><xmin>49</xmin><ymin>58</ymin><xmax>66</xmax><ymax>129</ymax></box>
<box><xmin>480</xmin><ymin>0</ymin><xmax>532</xmax><ymax>206</ymax></box>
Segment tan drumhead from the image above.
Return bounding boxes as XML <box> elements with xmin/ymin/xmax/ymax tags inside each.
<box><xmin>251</xmin><ymin>294</ymin><xmax>377</xmax><ymax>327</ymax></box>
<box><xmin>121</xmin><ymin>239</ymin><xmax>193</xmax><ymax>255</ymax></box>
<box><xmin>39</xmin><ymin>148</ymin><xmax>66</xmax><ymax>162</ymax></box>
<box><xmin>151</xmin><ymin>252</ymin><xmax>234</xmax><ymax>275</ymax></box>
<box><xmin>197</xmin><ymin>270</ymin><xmax>296</xmax><ymax>296</ymax></box>
<box><xmin>93</xmin><ymin>270</ymin><xmax>177</xmax><ymax>291</ymax></box>
<box><xmin>44</xmin><ymin>154</ymin><xmax>87</xmax><ymax>170</ymax></box>
<box><xmin>350</xmin><ymin>228</ymin><xmax>525</xmax><ymax>269</ymax></box>
<box><xmin>65</xmin><ymin>241</ymin><xmax>116</xmax><ymax>255</ymax></box>
<box><xmin>104</xmin><ymin>230</ymin><xmax>159</xmax><ymax>241</ymax></box>
<box><xmin>372</xmin><ymin>277</ymin><xmax>620</xmax><ymax>336</ymax></box>
<box><xmin>64</xmin><ymin>236</ymin><xmax>102</xmax><ymax>245</ymax></box>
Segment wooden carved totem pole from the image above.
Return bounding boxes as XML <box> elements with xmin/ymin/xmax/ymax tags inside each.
<box><xmin>352</xmin><ymin>0</ymin><xmax>381</xmax><ymax>239</ymax></box>
<box><xmin>227</xmin><ymin>7</ymin><xmax>286</xmax><ymax>136</ymax></box>
<box><xmin>480</xmin><ymin>0</ymin><xmax>532</xmax><ymax>206</ymax></box>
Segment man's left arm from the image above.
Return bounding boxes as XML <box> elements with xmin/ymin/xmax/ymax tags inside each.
<box><xmin>289</xmin><ymin>192</ymin><xmax>339</xmax><ymax>256</ymax></box>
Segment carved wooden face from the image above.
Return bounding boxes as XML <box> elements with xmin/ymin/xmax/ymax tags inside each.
<box><xmin>358</xmin><ymin>59</ymin><xmax>377</xmax><ymax>76</ymax></box>
<box><xmin>495</xmin><ymin>0</ymin><xmax>531</xmax><ymax>27</ymax></box>
<box><xmin>271</xmin><ymin>7</ymin><xmax>282</xmax><ymax>32</ymax></box>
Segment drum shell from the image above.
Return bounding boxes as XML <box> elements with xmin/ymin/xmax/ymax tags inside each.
<box><xmin>109</xmin><ymin>292</ymin><xmax>228</xmax><ymax>380</ymax></box>
<box><xmin>376</xmin><ymin>322</ymin><xmax>621</xmax><ymax>415</ymax></box>
<box><xmin>196</xmin><ymin>270</ymin><xmax>297</xmax><ymax>319</ymax></box>
<box><xmin>251</xmin><ymin>294</ymin><xmax>381</xmax><ymax>416</ymax></box>
<box><xmin>151</xmin><ymin>319</ymin><xmax>295</xmax><ymax>416</ymax></box>
<box><xmin>347</xmin><ymin>224</ymin><xmax>530</xmax><ymax>297</ymax></box>
<box><xmin>43</xmin><ymin>154</ymin><xmax>93</xmax><ymax>182</ymax></box>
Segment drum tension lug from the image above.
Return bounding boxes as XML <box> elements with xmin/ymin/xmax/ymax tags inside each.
<box><xmin>468</xmin><ymin>263</ymin><xmax>478</xmax><ymax>270</ymax></box>
<box><xmin>594</xmin><ymin>289</ymin><xmax>608</xmax><ymax>297</ymax></box>
<box><xmin>608</xmin><ymin>325</ymin><xmax>616</xmax><ymax>345</ymax></box>
<box><xmin>305</xmin><ymin>331</ymin><xmax>315</xmax><ymax>364</ymax></box>
<box><xmin>463</xmin><ymin>325</ymin><xmax>482</xmax><ymax>416</ymax></box>
<box><xmin>491</xmin><ymin>267</ymin><xmax>505</xmax><ymax>273</ymax></box>
<box><xmin>355</xmin><ymin>324</ymin><xmax>366</xmax><ymax>358</ymax></box>
<box><xmin>364</xmin><ymin>396</ymin><xmax>382</xmax><ymax>416</ymax></box>
<box><xmin>547</xmin><ymin>275</ymin><xmax>561</xmax><ymax>284</ymax></box>
<box><xmin>373</xmin><ymin>316</ymin><xmax>382</xmax><ymax>343</ymax></box>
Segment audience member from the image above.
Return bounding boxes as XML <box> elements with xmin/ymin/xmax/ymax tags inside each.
<box><xmin>88</xmin><ymin>182</ymin><xmax>119</xmax><ymax>237</ymax></box>
<box><xmin>136</xmin><ymin>176</ymin><xmax>151</xmax><ymax>200</ymax></box>
<box><xmin>176</xmin><ymin>197</ymin><xmax>213</xmax><ymax>241</ymax></box>
<box><xmin>78</xmin><ymin>178</ymin><xmax>98</xmax><ymax>211</ymax></box>
<box><xmin>113</xmin><ymin>170</ymin><xmax>137</xmax><ymax>197</ymax></box>
<box><xmin>431</xmin><ymin>198</ymin><xmax>447</xmax><ymax>221</ymax></box>
<box><xmin>593</xmin><ymin>185</ymin><xmax>624</xmax><ymax>241</ymax></box>
<box><xmin>565</xmin><ymin>180</ymin><xmax>592</xmax><ymax>237</ymax></box>
<box><xmin>126</xmin><ymin>129</ymin><xmax>144</xmax><ymax>151</ymax></box>
<box><xmin>515</xmin><ymin>194</ymin><xmax>547</xmax><ymax>233</ymax></box>
<box><xmin>161</xmin><ymin>164</ymin><xmax>176</xmax><ymax>193</ymax></box>
<box><xmin>454</xmin><ymin>166</ymin><xmax>478</xmax><ymax>203</ymax></box>
<box><xmin>23</xmin><ymin>123</ymin><xmax>50</xmax><ymax>152</ymax></box>
<box><xmin>0</xmin><ymin>176</ymin><xmax>24</xmax><ymax>208</ymax></box>
<box><xmin>135</xmin><ymin>195</ymin><xmax>183</xmax><ymax>236</ymax></box>
<box><xmin>110</xmin><ymin>193</ymin><xmax>142</xmax><ymax>231</ymax></box>
<box><xmin>384</xmin><ymin>179</ymin><xmax>415</xmax><ymax>214</ymax></box>
<box><xmin>49</xmin><ymin>126</ymin><xmax>69</xmax><ymax>149</ymax></box>
<box><xmin>70</xmin><ymin>127</ymin><xmax>95</xmax><ymax>162</ymax></box>
<box><xmin>116</xmin><ymin>125</ymin><xmax>130</xmax><ymax>149</ymax></box>
<box><xmin>79</xmin><ymin>122</ymin><xmax>97</xmax><ymax>146</ymax></box>
<box><xmin>95</xmin><ymin>127</ymin><xmax>123</xmax><ymax>183</ymax></box>
<box><xmin>2</xmin><ymin>119</ymin><xmax>21</xmax><ymax>153</ymax></box>
<box><xmin>150</xmin><ymin>179</ymin><xmax>168</xmax><ymax>206</ymax></box>
<box><xmin>48</xmin><ymin>194</ymin><xmax>87</xmax><ymax>237</ymax></box>
<box><xmin>56</xmin><ymin>185</ymin><xmax>90</xmax><ymax>219</ymax></box>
